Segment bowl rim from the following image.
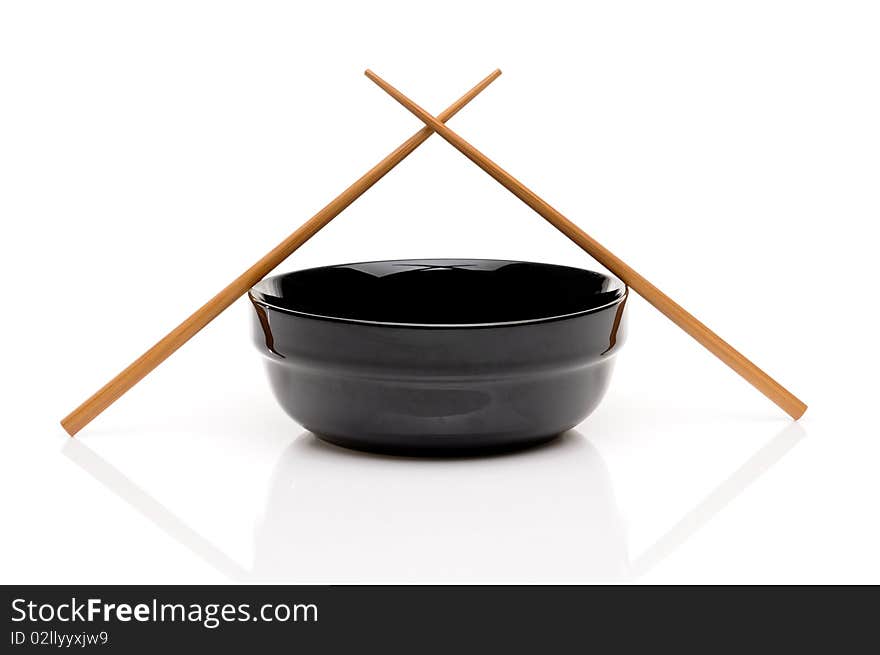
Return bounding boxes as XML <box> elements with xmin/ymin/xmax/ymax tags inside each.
<box><xmin>249</xmin><ymin>258</ymin><xmax>628</xmax><ymax>329</ymax></box>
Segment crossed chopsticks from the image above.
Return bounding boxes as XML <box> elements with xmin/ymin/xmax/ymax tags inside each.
<box><xmin>62</xmin><ymin>69</ymin><xmax>805</xmax><ymax>436</ymax></box>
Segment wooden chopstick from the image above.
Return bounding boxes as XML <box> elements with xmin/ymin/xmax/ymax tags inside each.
<box><xmin>365</xmin><ymin>69</ymin><xmax>807</xmax><ymax>420</ymax></box>
<box><xmin>60</xmin><ymin>69</ymin><xmax>502</xmax><ymax>436</ymax></box>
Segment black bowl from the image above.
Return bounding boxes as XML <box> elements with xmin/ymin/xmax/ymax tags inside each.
<box><xmin>249</xmin><ymin>259</ymin><xmax>627</xmax><ymax>455</ymax></box>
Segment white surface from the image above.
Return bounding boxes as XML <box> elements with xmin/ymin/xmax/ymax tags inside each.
<box><xmin>1</xmin><ymin>1</ymin><xmax>878</xmax><ymax>584</ymax></box>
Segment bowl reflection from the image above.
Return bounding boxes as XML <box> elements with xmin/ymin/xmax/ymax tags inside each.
<box><xmin>252</xmin><ymin>430</ymin><xmax>628</xmax><ymax>582</ymax></box>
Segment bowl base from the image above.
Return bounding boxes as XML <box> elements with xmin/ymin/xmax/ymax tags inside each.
<box><xmin>311</xmin><ymin>431</ymin><xmax>564</xmax><ymax>458</ymax></box>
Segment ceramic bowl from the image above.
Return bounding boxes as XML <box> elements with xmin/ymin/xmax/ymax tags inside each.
<box><xmin>249</xmin><ymin>259</ymin><xmax>627</xmax><ymax>455</ymax></box>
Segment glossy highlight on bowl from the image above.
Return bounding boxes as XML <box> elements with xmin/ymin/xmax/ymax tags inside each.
<box><xmin>249</xmin><ymin>259</ymin><xmax>627</xmax><ymax>455</ymax></box>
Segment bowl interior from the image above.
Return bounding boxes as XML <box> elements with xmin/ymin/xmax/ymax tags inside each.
<box><xmin>250</xmin><ymin>259</ymin><xmax>625</xmax><ymax>327</ymax></box>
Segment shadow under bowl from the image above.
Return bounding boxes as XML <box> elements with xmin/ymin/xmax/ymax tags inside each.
<box><xmin>249</xmin><ymin>259</ymin><xmax>627</xmax><ymax>455</ymax></box>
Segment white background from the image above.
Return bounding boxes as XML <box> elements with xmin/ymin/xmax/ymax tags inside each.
<box><xmin>1</xmin><ymin>1</ymin><xmax>878</xmax><ymax>584</ymax></box>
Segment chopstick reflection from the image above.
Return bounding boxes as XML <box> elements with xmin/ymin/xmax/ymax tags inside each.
<box><xmin>630</xmin><ymin>421</ymin><xmax>806</xmax><ymax>578</ymax></box>
<box><xmin>62</xmin><ymin>422</ymin><xmax>804</xmax><ymax>582</ymax></box>
<box><xmin>61</xmin><ymin>439</ymin><xmax>249</xmax><ymax>581</ymax></box>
